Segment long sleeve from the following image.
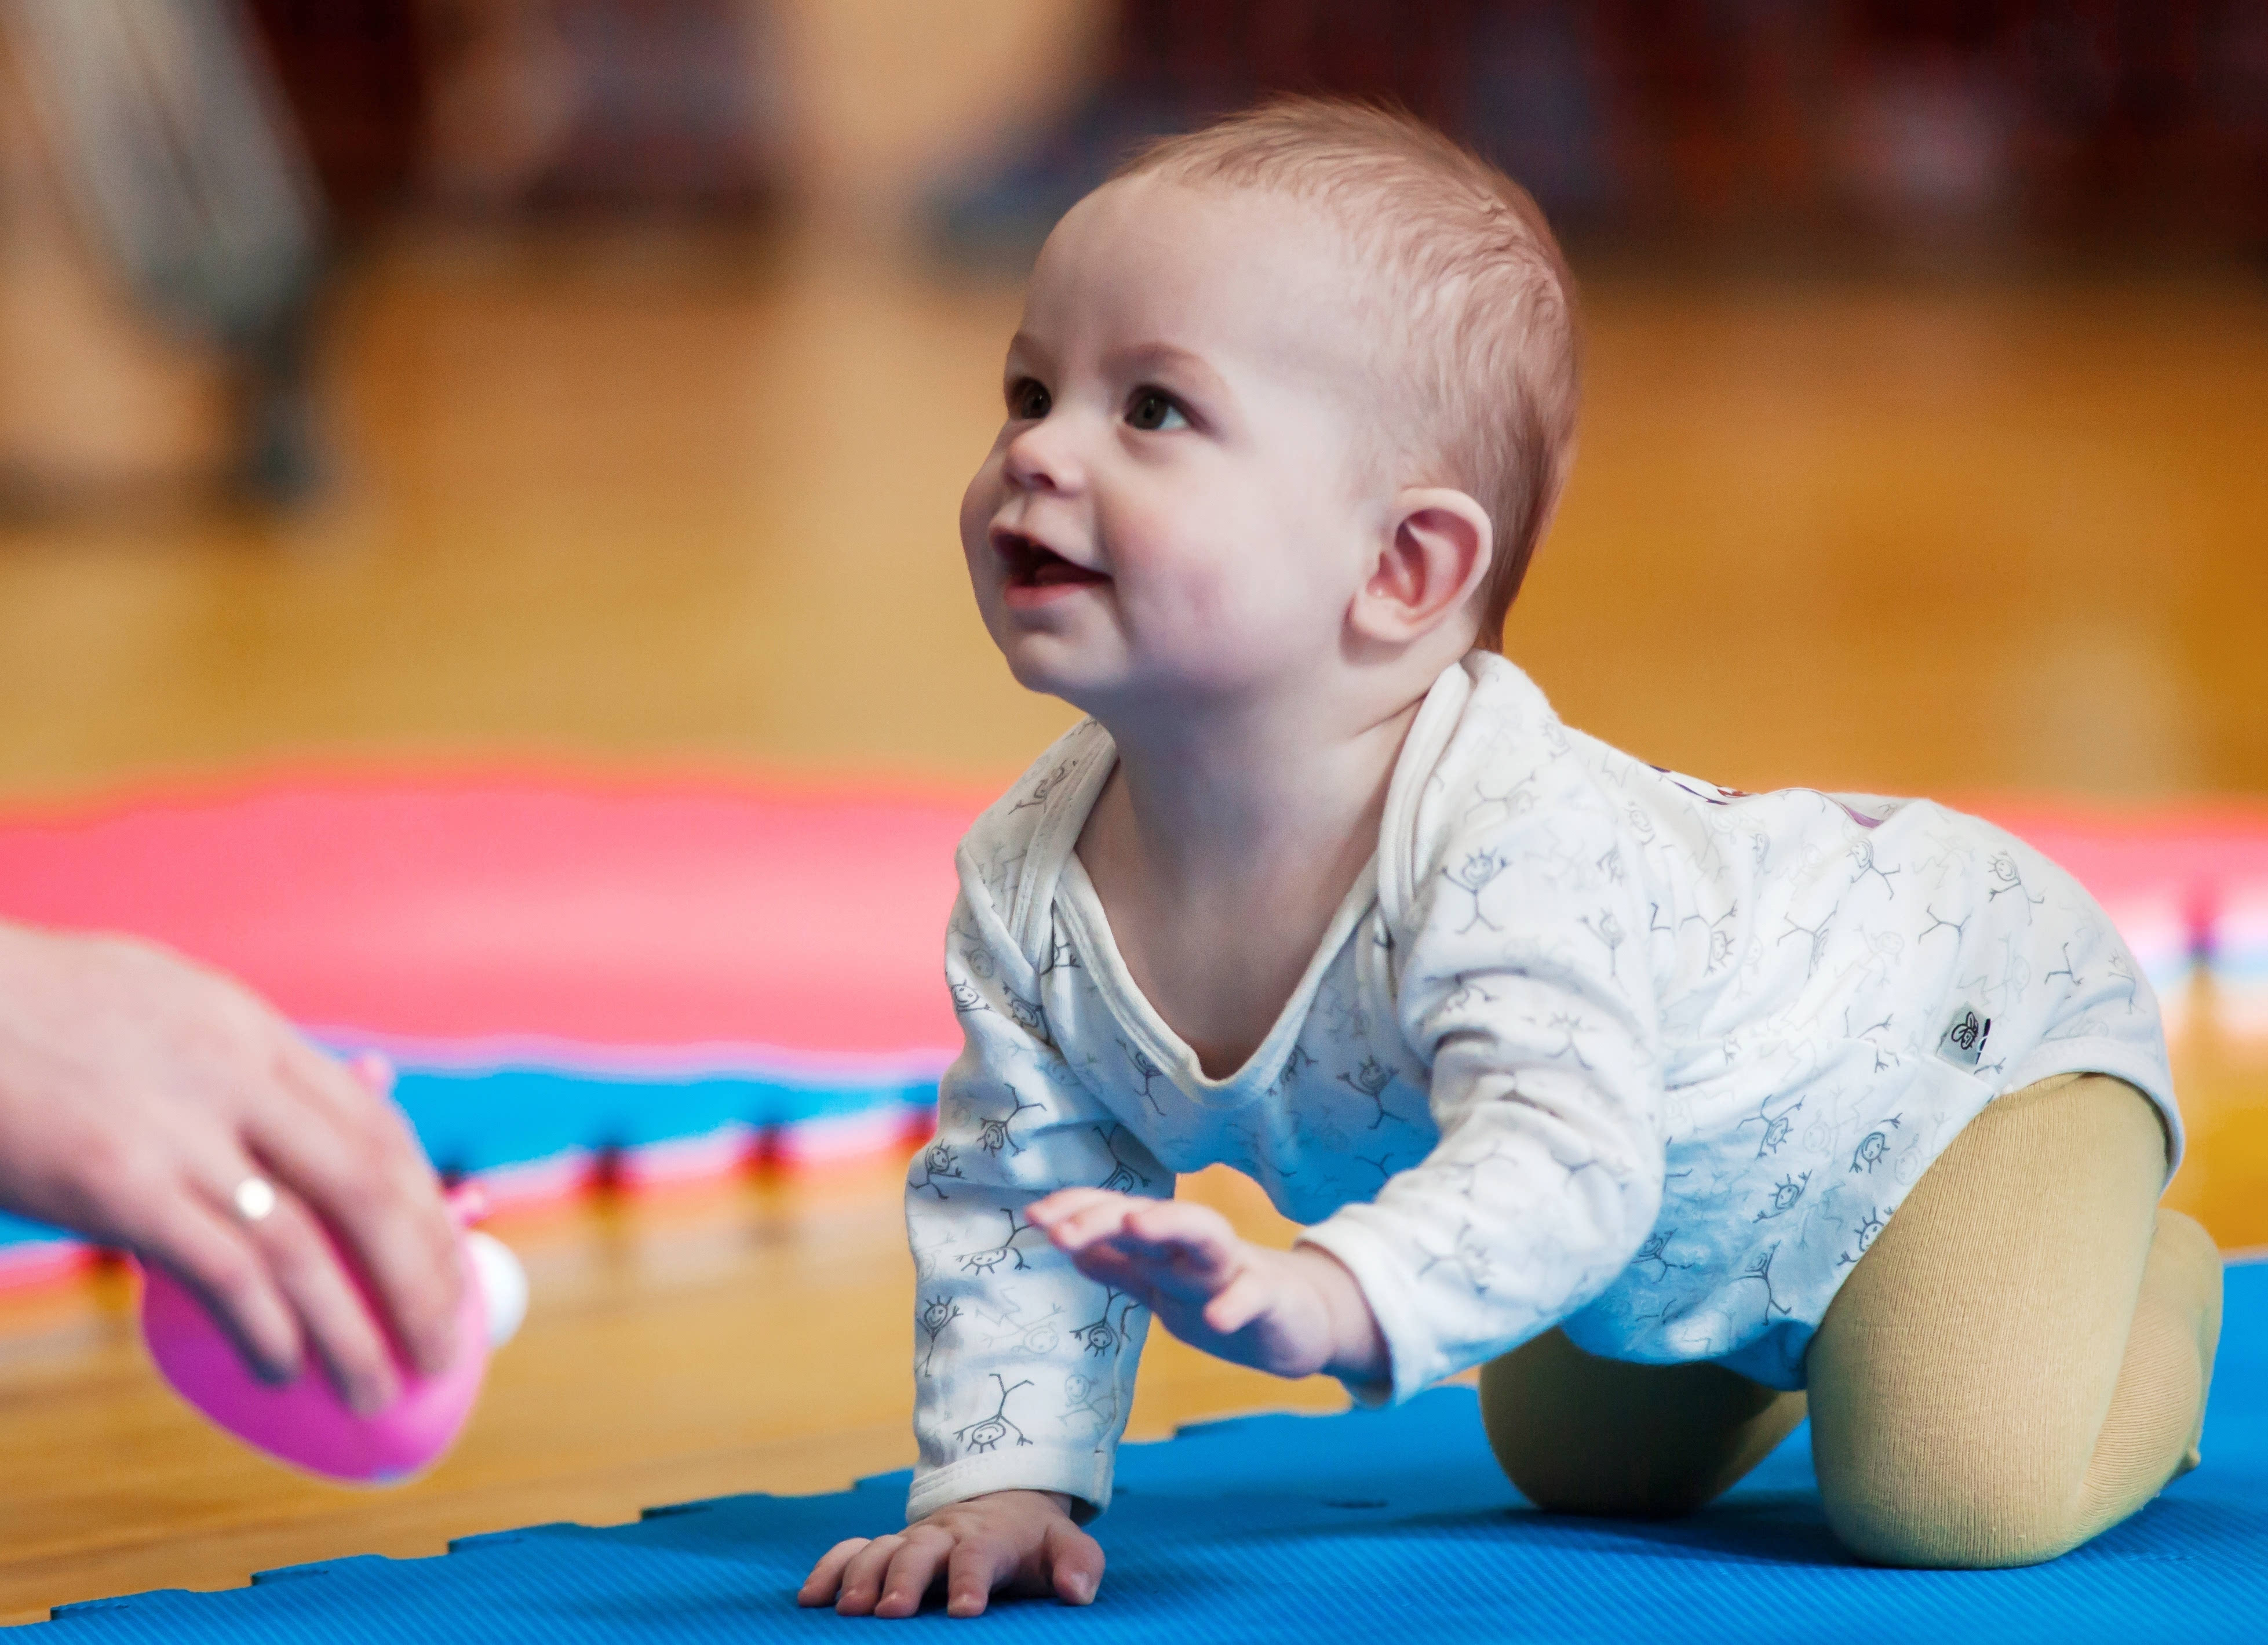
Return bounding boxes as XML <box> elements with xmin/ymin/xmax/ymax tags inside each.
<box><xmin>905</xmin><ymin>858</ymin><xmax>1170</xmax><ymax>1523</ymax></box>
<box><xmin>1297</xmin><ymin>796</ymin><xmax>1666</xmax><ymax>1402</ymax></box>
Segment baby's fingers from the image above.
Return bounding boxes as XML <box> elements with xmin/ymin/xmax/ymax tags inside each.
<box><xmin>1059</xmin><ymin>1239</ymin><xmax>1150</xmax><ymax>1293</ymax></box>
<box><xmin>832</xmin><ymin>1533</ymin><xmax>911</xmax><ymax>1616</ymax></box>
<box><xmin>1042</xmin><ymin>1517</ymin><xmax>1104</xmax><ymax>1606</ymax></box>
<box><xmin>1055</xmin><ymin>1220</ymin><xmax>1204</xmax><ymax>1293</ymax></box>
<box><xmin>1122</xmin><ymin>1199</ymin><xmax>1234</xmax><ymax>1249</ymax></box>
<box><xmin>945</xmin><ymin>1535</ymin><xmax>1017</xmax><ymax>1618</ymax></box>
<box><xmin>797</xmin><ymin>1537</ymin><xmax>872</xmax><ymax>1607</ymax></box>
<box><xmin>874</xmin><ymin>1532</ymin><xmax>954</xmax><ymax>1619</ymax></box>
<box><xmin>1031</xmin><ymin>1191</ymin><xmax>1140</xmax><ymax>1254</ymax></box>
<box><xmin>1200</xmin><ymin>1266</ymin><xmax>1278</xmax><ymax>1337</ymax></box>
<box><xmin>1117</xmin><ymin>1203</ymin><xmax>1239</xmax><ymax>1273</ymax></box>
<box><xmin>1029</xmin><ymin>1187</ymin><xmax>1128</xmax><ymax>1227</ymax></box>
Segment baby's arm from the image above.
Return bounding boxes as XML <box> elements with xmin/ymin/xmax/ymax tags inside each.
<box><xmin>1033</xmin><ymin>975</ymin><xmax>1658</xmax><ymax>1402</ymax></box>
<box><xmin>1044</xmin><ymin>802</ymin><xmax>1667</xmax><ymax>1402</ymax></box>
<box><xmin>804</xmin><ymin>1191</ymin><xmax>1376</xmax><ymax>1616</ymax></box>
<box><xmin>802</xmin><ymin>883</ymin><xmax>1168</xmax><ymax>1617</ymax></box>
<box><xmin>1306</xmin><ymin>802</ymin><xmax>1669</xmax><ymax>1397</ymax></box>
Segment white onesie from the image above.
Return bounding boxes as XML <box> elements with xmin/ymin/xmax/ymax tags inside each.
<box><xmin>905</xmin><ymin>651</ymin><xmax>2179</xmax><ymax>1523</ymax></box>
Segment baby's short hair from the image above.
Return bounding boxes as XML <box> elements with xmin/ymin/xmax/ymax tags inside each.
<box><xmin>1115</xmin><ymin>97</ymin><xmax>1579</xmax><ymax>649</ymax></box>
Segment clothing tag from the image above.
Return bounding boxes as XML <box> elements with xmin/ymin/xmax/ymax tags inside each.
<box><xmin>1937</xmin><ymin>1006</ymin><xmax>1991</xmax><ymax>1068</ymax></box>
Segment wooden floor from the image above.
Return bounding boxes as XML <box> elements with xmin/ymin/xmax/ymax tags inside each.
<box><xmin>3</xmin><ymin>143</ymin><xmax>2268</xmax><ymax>1629</ymax></box>
<box><xmin>0</xmin><ymin>1158</ymin><xmax>1346</xmax><ymax>1626</ymax></box>
<box><xmin>4</xmin><ymin>242</ymin><xmax>2266</xmax><ymax>802</ymax></box>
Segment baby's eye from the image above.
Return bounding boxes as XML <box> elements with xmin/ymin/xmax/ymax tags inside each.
<box><xmin>1125</xmin><ymin>388</ymin><xmax>1187</xmax><ymax>432</ymax></box>
<box><xmin>1008</xmin><ymin>378</ymin><xmax>1052</xmax><ymax>420</ymax></box>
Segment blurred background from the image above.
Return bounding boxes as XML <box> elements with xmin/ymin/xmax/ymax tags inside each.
<box><xmin>2</xmin><ymin>0</ymin><xmax>2265</xmax><ymax>798</ymax></box>
<box><xmin>1</xmin><ymin>0</ymin><xmax>2265</xmax><ymax>1622</ymax></box>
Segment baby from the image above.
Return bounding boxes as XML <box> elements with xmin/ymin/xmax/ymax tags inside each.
<box><xmin>801</xmin><ymin>97</ymin><xmax>2223</xmax><ymax>1618</ymax></box>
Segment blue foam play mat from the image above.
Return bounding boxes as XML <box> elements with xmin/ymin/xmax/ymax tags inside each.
<box><xmin>31</xmin><ymin>1261</ymin><xmax>2267</xmax><ymax>1642</ymax></box>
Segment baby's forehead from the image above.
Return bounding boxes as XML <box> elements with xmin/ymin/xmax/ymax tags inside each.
<box><xmin>1083</xmin><ymin>173</ymin><xmax>1388</xmax><ymax>304</ymax></box>
<box><xmin>1042</xmin><ymin>175</ymin><xmax>1410</xmax><ymax>387</ymax></box>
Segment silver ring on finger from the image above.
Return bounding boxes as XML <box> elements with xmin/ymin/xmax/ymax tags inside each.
<box><xmin>232</xmin><ymin>1174</ymin><xmax>280</xmax><ymax>1225</ymax></box>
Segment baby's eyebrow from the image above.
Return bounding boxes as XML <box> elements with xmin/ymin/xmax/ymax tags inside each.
<box><xmin>1101</xmin><ymin>341</ymin><xmax>1216</xmax><ymax>385</ymax></box>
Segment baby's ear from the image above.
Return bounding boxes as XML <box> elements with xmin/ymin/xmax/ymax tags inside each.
<box><xmin>1352</xmin><ymin>487</ymin><xmax>1494</xmax><ymax>645</ymax></box>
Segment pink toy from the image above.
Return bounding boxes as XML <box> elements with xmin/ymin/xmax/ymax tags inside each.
<box><xmin>138</xmin><ymin>1057</ymin><xmax>527</xmax><ymax>1485</ymax></box>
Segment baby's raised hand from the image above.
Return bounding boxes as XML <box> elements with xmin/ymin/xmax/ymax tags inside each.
<box><xmin>798</xmin><ymin>1489</ymin><xmax>1099</xmax><ymax>1619</ymax></box>
<box><xmin>1027</xmin><ymin>1189</ymin><xmax>1385</xmax><ymax>1384</ymax></box>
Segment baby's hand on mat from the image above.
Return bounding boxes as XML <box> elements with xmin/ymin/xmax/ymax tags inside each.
<box><xmin>1029</xmin><ymin>1189</ymin><xmax>1385</xmax><ymax>1384</ymax></box>
<box><xmin>798</xmin><ymin>1490</ymin><xmax>1100</xmax><ymax>1618</ymax></box>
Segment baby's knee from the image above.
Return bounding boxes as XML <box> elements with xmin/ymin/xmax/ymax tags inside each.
<box><xmin>1479</xmin><ymin>1335</ymin><xmax>1804</xmax><ymax>1520</ymax></box>
<box><xmin>1817</xmin><ymin>1392</ymin><xmax>2178</xmax><ymax>1569</ymax></box>
<box><xmin>1486</xmin><ymin>1414</ymin><xmax>1723</xmax><ymax>1520</ymax></box>
<box><xmin>1821</xmin><ymin>1210</ymin><xmax>2221</xmax><ymax>1570</ymax></box>
<box><xmin>1821</xmin><ymin>1455</ymin><xmax>2098</xmax><ymax>1569</ymax></box>
<box><xmin>2148</xmin><ymin>1208</ymin><xmax>2223</xmax><ymax>1340</ymax></box>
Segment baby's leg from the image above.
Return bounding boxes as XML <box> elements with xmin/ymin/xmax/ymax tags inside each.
<box><xmin>1478</xmin><ymin>1329</ymin><xmax>1807</xmax><ymax>1517</ymax></box>
<box><xmin>1806</xmin><ymin>1073</ymin><xmax>2223</xmax><ymax>1568</ymax></box>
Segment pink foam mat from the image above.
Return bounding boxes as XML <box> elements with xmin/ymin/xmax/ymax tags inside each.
<box><xmin>0</xmin><ymin>766</ymin><xmax>984</xmax><ymax>1055</ymax></box>
<box><xmin>0</xmin><ymin>771</ymin><xmax>2261</xmax><ymax>1293</ymax></box>
<box><xmin>1980</xmin><ymin>799</ymin><xmax>2268</xmax><ymax>912</ymax></box>
<box><xmin>0</xmin><ymin>771</ymin><xmax>2261</xmax><ymax>1061</ymax></box>
<box><xmin>1979</xmin><ymin>799</ymin><xmax>2268</xmax><ymax>1011</ymax></box>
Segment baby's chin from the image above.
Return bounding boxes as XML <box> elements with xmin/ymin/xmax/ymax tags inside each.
<box><xmin>984</xmin><ymin>585</ymin><xmax>1314</xmax><ymax>713</ymax></box>
<box><xmin>994</xmin><ymin>628</ymin><xmax>1125</xmax><ymax>711</ymax></box>
<box><xmin>1001</xmin><ymin>637</ymin><xmax>1303</xmax><ymax>726</ymax></box>
<box><xmin>994</xmin><ymin>620</ymin><xmax>1215</xmax><ymax>722</ymax></box>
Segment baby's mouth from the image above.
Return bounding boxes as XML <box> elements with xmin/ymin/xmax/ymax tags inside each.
<box><xmin>995</xmin><ymin>531</ymin><xmax>1109</xmax><ymax>592</ymax></box>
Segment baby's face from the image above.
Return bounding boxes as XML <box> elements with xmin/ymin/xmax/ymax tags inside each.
<box><xmin>961</xmin><ymin>176</ymin><xmax>1392</xmax><ymax>718</ymax></box>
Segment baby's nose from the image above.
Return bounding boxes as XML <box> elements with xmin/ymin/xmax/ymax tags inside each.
<box><xmin>1002</xmin><ymin>423</ymin><xmax>1081</xmax><ymax>493</ymax></box>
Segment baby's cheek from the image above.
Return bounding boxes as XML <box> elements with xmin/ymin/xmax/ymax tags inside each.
<box><xmin>958</xmin><ymin>462</ymin><xmax>1004</xmax><ymax>564</ymax></box>
<box><xmin>1194</xmin><ymin>522</ymin><xmax>1335</xmax><ymax>637</ymax></box>
<box><xmin>1103</xmin><ymin>490</ymin><xmax>1301</xmax><ymax>663</ymax></box>
<box><xmin>1164</xmin><ymin>580</ymin><xmax>1314</xmax><ymax>687</ymax></box>
<box><xmin>1123</xmin><ymin>547</ymin><xmax>1238</xmax><ymax>647</ymax></box>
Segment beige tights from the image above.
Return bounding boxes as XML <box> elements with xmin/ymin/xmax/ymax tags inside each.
<box><xmin>1478</xmin><ymin>1073</ymin><xmax>2225</xmax><ymax>1568</ymax></box>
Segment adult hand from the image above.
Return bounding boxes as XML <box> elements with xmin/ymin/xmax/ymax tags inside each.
<box><xmin>0</xmin><ymin>922</ymin><xmax>463</xmax><ymax>1413</ymax></box>
<box><xmin>800</xmin><ymin>1489</ymin><xmax>1100</xmax><ymax>1618</ymax></box>
<box><xmin>1029</xmin><ymin>1187</ymin><xmax>1386</xmax><ymax>1384</ymax></box>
